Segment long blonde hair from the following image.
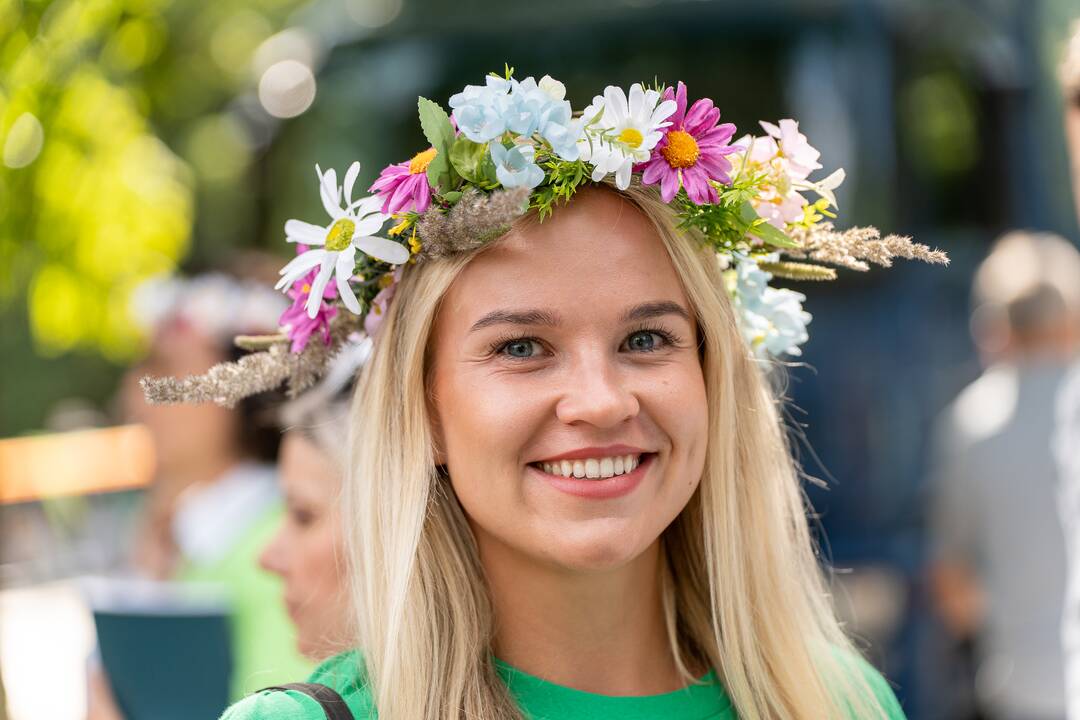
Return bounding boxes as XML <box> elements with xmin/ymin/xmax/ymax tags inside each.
<box><xmin>345</xmin><ymin>183</ymin><xmax>888</xmax><ymax>719</ymax></box>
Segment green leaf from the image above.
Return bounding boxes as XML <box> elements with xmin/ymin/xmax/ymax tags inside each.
<box><xmin>740</xmin><ymin>201</ymin><xmax>799</xmax><ymax>248</ymax></box>
<box><xmin>748</xmin><ymin>220</ymin><xmax>798</xmax><ymax>248</ymax></box>
<box><xmin>417</xmin><ymin>97</ymin><xmax>454</xmax><ymax>152</ymax></box>
<box><xmin>440</xmin><ymin>191</ymin><xmax>463</xmax><ymax>204</ymax></box>
<box><xmin>417</xmin><ymin>97</ymin><xmax>458</xmax><ymax>193</ymax></box>
<box><xmin>449</xmin><ymin>138</ymin><xmax>488</xmax><ymax>183</ymax></box>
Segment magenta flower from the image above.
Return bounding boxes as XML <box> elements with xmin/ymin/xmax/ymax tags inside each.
<box><xmin>638</xmin><ymin>82</ymin><xmax>740</xmax><ymax>204</ymax></box>
<box><xmin>280</xmin><ymin>246</ymin><xmax>338</xmax><ymax>353</ymax></box>
<box><xmin>369</xmin><ymin>148</ymin><xmax>437</xmax><ymax>215</ymax></box>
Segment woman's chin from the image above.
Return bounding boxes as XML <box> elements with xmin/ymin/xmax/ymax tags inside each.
<box><xmin>532</xmin><ymin>521</ymin><xmax>655</xmax><ymax>573</ymax></box>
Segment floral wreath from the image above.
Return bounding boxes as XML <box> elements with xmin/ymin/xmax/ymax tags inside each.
<box><xmin>142</xmin><ymin>67</ymin><xmax>947</xmax><ymax>407</ymax></box>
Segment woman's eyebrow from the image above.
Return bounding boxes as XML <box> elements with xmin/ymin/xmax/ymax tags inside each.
<box><xmin>469</xmin><ymin>308</ymin><xmax>562</xmax><ymax>332</ymax></box>
<box><xmin>621</xmin><ymin>301</ymin><xmax>691</xmax><ymax>323</ymax></box>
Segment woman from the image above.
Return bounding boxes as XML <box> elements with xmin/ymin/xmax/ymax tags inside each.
<box><xmin>88</xmin><ymin>274</ymin><xmax>311</xmax><ymax>720</ymax></box>
<box><xmin>259</xmin><ymin>360</ymin><xmax>358</xmax><ymax>660</ymax></box>
<box><xmin>139</xmin><ymin>75</ymin><xmax>948</xmax><ymax>719</ymax></box>
<box><xmin>221</xmin><ymin>192</ymin><xmax>902</xmax><ymax>717</ymax></box>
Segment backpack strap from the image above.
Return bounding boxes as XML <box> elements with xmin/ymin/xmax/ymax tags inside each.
<box><xmin>259</xmin><ymin>682</ymin><xmax>354</xmax><ymax>720</ymax></box>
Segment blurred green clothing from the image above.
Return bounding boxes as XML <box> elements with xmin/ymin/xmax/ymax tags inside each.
<box><xmin>218</xmin><ymin>648</ymin><xmax>906</xmax><ymax>719</ymax></box>
<box><xmin>177</xmin><ymin>499</ymin><xmax>312</xmax><ymax>701</ymax></box>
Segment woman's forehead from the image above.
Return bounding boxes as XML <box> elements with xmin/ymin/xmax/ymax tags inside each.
<box><xmin>440</xmin><ymin>191</ymin><xmax>689</xmax><ymax>326</ymax></box>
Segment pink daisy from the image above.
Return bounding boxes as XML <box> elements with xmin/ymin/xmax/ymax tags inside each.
<box><xmin>369</xmin><ymin>148</ymin><xmax>437</xmax><ymax>215</ymax></box>
<box><xmin>638</xmin><ymin>82</ymin><xmax>740</xmax><ymax>205</ymax></box>
<box><xmin>280</xmin><ymin>246</ymin><xmax>338</xmax><ymax>353</ymax></box>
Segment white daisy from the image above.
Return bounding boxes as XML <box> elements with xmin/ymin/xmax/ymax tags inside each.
<box><xmin>276</xmin><ymin>162</ymin><xmax>410</xmax><ymax>318</ymax></box>
<box><xmin>579</xmin><ymin>84</ymin><xmax>676</xmax><ymax>190</ymax></box>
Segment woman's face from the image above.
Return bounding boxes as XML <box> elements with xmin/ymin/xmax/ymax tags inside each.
<box><xmin>430</xmin><ymin>188</ymin><xmax>709</xmax><ymax>572</ymax></box>
<box><xmin>120</xmin><ymin>320</ymin><xmax>240</xmax><ymax>476</ymax></box>
<box><xmin>259</xmin><ymin>431</ymin><xmax>349</xmax><ymax>659</ymax></box>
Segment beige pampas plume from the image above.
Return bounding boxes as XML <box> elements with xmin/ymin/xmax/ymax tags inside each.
<box><xmin>140</xmin><ymin>312</ymin><xmax>364</xmax><ymax>408</ymax></box>
<box><xmin>140</xmin><ymin>344</ymin><xmax>292</xmax><ymax>408</ymax></box>
<box><xmin>416</xmin><ymin>187</ymin><xmax>531</xmax><ymax>259</ymax></box>
<box><xmin>784</xmin><ymin>222</ymin><xmax>949</xmax><ymax>272</ymax></box>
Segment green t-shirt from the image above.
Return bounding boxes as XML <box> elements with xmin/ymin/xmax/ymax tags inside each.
<box><xmin>218</xmin><ymin>649</ymin><xmax>906</xmax><ymax>719</ymax></box>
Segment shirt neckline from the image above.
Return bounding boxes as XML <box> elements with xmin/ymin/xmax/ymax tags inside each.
<box><xmin>493</xmin><ymin>658</ymin><xmax>732</xmax><ymax>720</ymax></box>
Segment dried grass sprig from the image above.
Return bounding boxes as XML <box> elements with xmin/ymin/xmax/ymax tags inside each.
<box><xmin>140</xmin><ymin>345</ymin><xmax>293</xmax><ymax>408</ymax></box>
<box><xmin>235</xmin><ymin>334</ymin><xmax>288</xmax><ymax>351</ymax></box>
<box><xmin>140</xmin><ymin>312</ymin><xmax>363</xmax><ymax>407</ymax></box>
<box><xmin>757</xmin><ymin>261</ymin><xmax>838</xmax><ymax>282</ymax></box>
<box><xmin>416</xmin><ymin>187</ymin><xmax>531</xmax><ymax>260</ymax></box>
<box><xmin>784</xmin><ymin>222</ymin><xmax>949</xmax><ymax>272</ymax></box>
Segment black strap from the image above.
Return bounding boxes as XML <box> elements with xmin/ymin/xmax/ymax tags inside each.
<box><xmin>259</xmin><ymin>682</ymin><xmax>354</xmax><ymax>720</ymax></box>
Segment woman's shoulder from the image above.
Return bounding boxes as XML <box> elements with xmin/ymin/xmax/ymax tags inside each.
<box><xmin>835</xmin><ymin>648</ymin><xmax>906</xmax><ymax>719</ymax></box>
<box><xmin>218</xmin><ymin>651</ymin><xmax>373</xmax><ymax>720</ymax></box>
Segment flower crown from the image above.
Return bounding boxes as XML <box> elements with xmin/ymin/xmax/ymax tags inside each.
<box><xmin>141</xmin><ymin>68</ymin><xmax>947</xmax><ymax>407</ymax></box>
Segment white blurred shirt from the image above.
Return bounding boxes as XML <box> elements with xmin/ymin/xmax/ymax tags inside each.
<box><xmin>1055</xmin><ymin>362</ymin><xmax>1080</xmax><ymax>720</ymax></box>
<box><xmin>932</xmin><ymin>362</ymin><xmax>1068</xmax><ymax>719</ymax></box>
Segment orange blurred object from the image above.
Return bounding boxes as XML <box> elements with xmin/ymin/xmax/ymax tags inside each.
<box><xmin>0</xmin><ymin>425</ymin><xmax>155</xmax><ymax>504</ymax></box>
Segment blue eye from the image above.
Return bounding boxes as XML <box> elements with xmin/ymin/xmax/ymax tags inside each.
<box><xmin>626</xmin><ymin>331</ymin><xmax>660</xmax><ymax>351</ymax></box>
<box><xmin>502</xmin><ymin>339</ymin><xmax>539</xmax><ymax>358</ymax></box>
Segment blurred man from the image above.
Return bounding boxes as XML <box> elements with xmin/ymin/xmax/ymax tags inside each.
<box><xmin>1055</xmin><ymin>20</ymin><xmax>1080</xmax><ymax>720</ymax></box>
<box><xmin>930</xmin><ymin>230</ymin><xmax>1080</xmax><ymax>720</ymax></box>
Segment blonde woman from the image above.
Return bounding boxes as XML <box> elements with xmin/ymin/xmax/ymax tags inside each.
<box><xmin>136</xmin><ymin>75</ymin><xmax>950</xmax><ymax>719</ymax></box>
<box><xmin>212</xmin><ymin>178</ymin><xmax>906</xmax><ymax>718</ymax></box>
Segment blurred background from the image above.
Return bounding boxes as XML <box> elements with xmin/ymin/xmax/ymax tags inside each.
<box><xmin>2</xmin><ymin>0</ymin><xmax>1080</xmax><ymax>718</ymax></box>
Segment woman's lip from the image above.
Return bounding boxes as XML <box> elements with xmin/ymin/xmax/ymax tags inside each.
<box><xmin>532</xmin><ymin>444</ymin><xmax>649</xmax><ymax>463</ymax></box>
<box><xmin>529</xmin><ymin>453</ymin><xmax>653</xmax><ymax>499</ymax></box>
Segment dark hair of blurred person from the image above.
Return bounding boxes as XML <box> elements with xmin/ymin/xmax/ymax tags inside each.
<box><xmin>928</xmin><ymin>230</ymin><xmax>1080</xmax><ymax>720</ymax></box>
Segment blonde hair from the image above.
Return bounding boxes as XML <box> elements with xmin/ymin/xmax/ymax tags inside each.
<box><xmin>345</xmin><ymin>183</ymin><xmax>888</xmax><ymax>719</ymax></box>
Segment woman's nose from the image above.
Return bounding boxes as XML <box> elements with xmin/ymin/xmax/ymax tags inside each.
<box><xmin>554</xmin><ymin>355</ymin><xmax>639</xmax><ymax>428</ymax></box>
<box><xmin>258</xmin><ymin>528</ymin><xmax>288</xmax><ymax>576</ymax></box>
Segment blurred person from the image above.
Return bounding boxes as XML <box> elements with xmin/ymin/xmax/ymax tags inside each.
<box><xmin>929</xmin><ymin>230</ymin><xmax>1080</xmax><ymax>720</ymax></box>
<box><xmin>86</xmin><ymin>274</ymin><xmax>311</xmax><ymax>719</ymax></box>
<box><xmin>1055</xmin><ymin>20</ymin><xmax>1080</xmax><ymax>720</ymax></box>
<box><xmin>257</xmin><ymin>342</ymin><xmax>369</xmax><ymax>660</ymax></box>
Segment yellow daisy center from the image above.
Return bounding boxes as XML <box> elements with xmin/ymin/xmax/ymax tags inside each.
<box><xmin>301</xmin><ymin>283</ymin><xmax>311</xmax><ymax>294</ymax></box>
<box><xmin>408</xmin><ymin>148</ymin><xmax>438</xmax><ymax>174</ymax></box>
<box><xmin>617</xmin><ymin>127</ymin><xmax>644</xmax><ymax>149</ymax></box>
<box><xmin>324</xmin><ymin>217</ymin><xmax>355</xmax><ymax>252</ymax></box>
<box><xmin>660</xmin><ymin>130</ymin><xmax>700</xmax><ymax>169</ymax></box>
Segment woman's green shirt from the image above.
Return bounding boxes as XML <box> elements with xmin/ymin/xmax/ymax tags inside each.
<box><xmin>218</xmin><ymin>649</ymin><xmax>906</xmax><ymax>719</ymax></box>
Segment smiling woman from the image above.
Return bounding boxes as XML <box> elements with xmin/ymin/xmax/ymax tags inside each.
<box><xmin>131</xmin><ymin>72</ymin><xmax>942</xmax><ymax>720</ymax></box>
<box><xmin>217</xmin><ymin>182</ymin><xmax>902</xmax><ymax>720</ymax></box>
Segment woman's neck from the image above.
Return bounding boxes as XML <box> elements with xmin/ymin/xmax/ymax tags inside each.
<box><xmin>479</xmin><ymin>535</ymin><xmax>689</xmax><ymax>696</ymax></box>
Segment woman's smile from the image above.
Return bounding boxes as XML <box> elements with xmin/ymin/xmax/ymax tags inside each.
<box><xmin>528</xmin><ymin>452</ymin><xmax>658</xmax><ymax>499</ymax></box>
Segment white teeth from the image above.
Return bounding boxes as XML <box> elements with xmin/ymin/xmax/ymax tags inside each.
<box><xmin>537</xmin><ymin>454</ymin><xmax>645</xmax><ymax>479</ymax></box>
